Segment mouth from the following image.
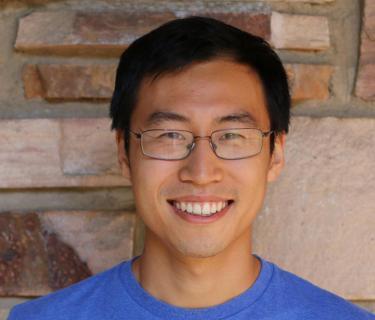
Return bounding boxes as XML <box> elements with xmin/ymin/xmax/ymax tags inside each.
<box><xmin>167</xmin><ymin>199</ymin><xmax>234</xmax><ymax>218</ymax></box>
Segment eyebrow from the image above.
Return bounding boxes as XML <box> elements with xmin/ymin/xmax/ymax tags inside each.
<box><xmin>145</xmin><ymin>110</ymin><xmax>258</xmax><ymax>126</ymax></box>
<box><xmin>146</xmin><ymin>111</ymin><xmax>189</xmax><ymax>126</ymax></box>
<box><xmin>217</xmin><ymin>112</ymin><xmax>258</xmax><ymax>126</ymax></box>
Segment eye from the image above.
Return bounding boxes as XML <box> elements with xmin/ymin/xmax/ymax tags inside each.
<box><xmin>158</xmin><ymin>131</ymin><xmax>186</xmax><ymax>140</ymax></box>
<box><xmin>219</xmin><ymin>132</ymin><xmax>244</xmax><ymax>140</ymax></box>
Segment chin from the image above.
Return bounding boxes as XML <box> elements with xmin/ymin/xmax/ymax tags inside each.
<box><xmin>172</xmin><ymin>239</ymin><xmax>228</xmax><ymax>259</ymax></box>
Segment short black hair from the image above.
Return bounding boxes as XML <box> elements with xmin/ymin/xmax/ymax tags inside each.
<box><xmin>110</xmin><ymin>16</ymin><xmax>290</xmax><ymax>155</ymax></box>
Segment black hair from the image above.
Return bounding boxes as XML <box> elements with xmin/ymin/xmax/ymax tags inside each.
<box><xmin>110</xmin><ymin>16</ymin><xmax>290</xmax><ymax>155</ymax></box>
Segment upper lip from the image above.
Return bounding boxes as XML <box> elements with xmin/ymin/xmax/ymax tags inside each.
<box><xmin>168</xmin><ymin>195</ymin><xmax>233</xmax><ymax>202</ymax></box>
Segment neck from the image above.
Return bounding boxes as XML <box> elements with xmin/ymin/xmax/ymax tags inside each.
<box><xmin>131</xmin><ymin>228</ymin><xmax>260</xmax><ymax>308</ymax></box>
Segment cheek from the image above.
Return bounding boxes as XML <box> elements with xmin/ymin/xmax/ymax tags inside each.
<box><xmin>130</xmin><ymin>158</ymin><xmax>177</xmax><ymax>212</ymax></box>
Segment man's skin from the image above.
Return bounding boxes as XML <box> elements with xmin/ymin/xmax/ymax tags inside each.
<box><xmin>115</xmin><ymin>58</ymin><xmax>286</xmax><ymax>309</ymax></box>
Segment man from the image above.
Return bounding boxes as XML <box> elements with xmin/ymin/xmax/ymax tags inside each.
<box><xmin>9</xmin><ymin>16</ymin><xmax>374</xmax><ymax>319</ymax></box>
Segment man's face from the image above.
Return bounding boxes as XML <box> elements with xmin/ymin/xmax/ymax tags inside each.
<box><xmin>117</xmin><ymin>58</ymin><xmax>285</xmax><ymax>258</ymax></box>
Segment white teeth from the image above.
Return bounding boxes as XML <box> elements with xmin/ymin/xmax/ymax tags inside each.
<box><xmin>173</xmin><ymin>201</ymin><xmax>229</xmax><ymax>216</ymax></box>
<box><xmin>193</xmin><ymin>203</ymin><xmax>202</xmax><ymax>214</ymax></box>
<box><xmin>202</xmin><ymin>203</ymin><xmax>210</xmax><ymax>215</ymax></box>
<box><xmin>210</xmin><ymin>202</ymin><xmax>217</xmax><ymax>214</ymax></box>
<box><xmin>217</xmin><ymin>202</ymin><xmax>223</xmax><ymax>211</ymax></box>
<box><xmin>181</xmin><ymin>202</ymin><xmax>187</xmax><ymax>211</ymax></box>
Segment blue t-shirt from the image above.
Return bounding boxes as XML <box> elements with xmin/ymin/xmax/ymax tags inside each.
<box><xmin>8</xmin><ymin>255</ymin><xmax>374</xmax><ymax>319</ymax></box>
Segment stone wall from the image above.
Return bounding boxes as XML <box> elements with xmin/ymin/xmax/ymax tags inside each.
<box><xmin>0</xmin><ymin>0</ymin><xmax>374</xmax><ymax>317</ymax></box>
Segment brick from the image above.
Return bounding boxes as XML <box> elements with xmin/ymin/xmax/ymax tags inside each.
<box><xmin>286</xmin><ymin>64</ymin><xmax>333</xmax><ymax>102</ymax></box>
<box><xmin>15</xmin><ymin>11</ymin><xmax>176</xmax><ymax>56</ymax></box>
<box><xmin>254</xmin><ymin>117</ymin><xmax>375</xmax><ymax>300</ymax></box>
<box><xmin>0</xmin><ymin>118</ymin><xmax>128</xmax><ymax>189</ymax></box>
<box><xmin>355</xmin><ymin>0</ymin><xmax>375</xmax><ymax>100</ymax></box>
<box><xmin>0</xmin><ymin>211</ymin><xmax>135</xmax><ymax>296</ymax></box>
<box><xmin>22</xmin><ymin>64</ymin><xmax>116</xmax><ymax>100</ymax></box>
<box><xmin>271</xmin><ymin>12</ymin><xmax>330</xmax><ymax>50</ymax></box>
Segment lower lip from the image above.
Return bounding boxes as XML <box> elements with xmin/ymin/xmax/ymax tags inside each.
<box><xmin>168</xmin><ymin>202</ymin><xmax>233</xmax><ymax>224</ymax></box>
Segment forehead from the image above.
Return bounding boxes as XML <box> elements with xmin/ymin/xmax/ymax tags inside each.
<box><xmin>131</xmin><ymin>59</ymin><xmax>269</xmax><ymax>129</ymax></box>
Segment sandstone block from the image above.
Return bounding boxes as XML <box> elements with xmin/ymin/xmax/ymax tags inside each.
<box><xmin>282</xmin><ymin>0</ymin><xmax>334</xmax><ymax>2</ymax></box>
<box><xmin>0</xmin><ymin>118</ymin><xmax>128</xmax><ymax>189</ymax></box>
<box><xmin>254</xmin><ymin>117</ymin><xmax>375</xmax><ymax>300</ymax></box>
<box><xmin>0</xmin><ymin>211</ymin><xmax>135</xmax><ymax>296</ymax></box>
<box><xmin>202</xmin><ymin>13</ymin><xmax>270</xmax><ymax>39</ymax></box>
<box><xmin>24</xmin><ymin>64</ymin><xmax>116</xmax><ymax>100</ymax></box>
<box><xmin>61</xmin><ymin>118</ymin><xmax>120</xmax><ymax>175</ymax></box>
<box><xmin>15</xmin><ymin>11</ymin><xmax>272</xmax><ymax>56</ymax></box>
<box><xmin>271</xmin><ymin>12</ymin><xmax>330</xmax><ymax>50</ymax></box>
<box><xmin>286</xmin><ymin>64</ymin><xmax>333</xmax><ymax>102</ymax></box>
<box><xmin>355</xmin><ymin>0</ymin><xmax>375</xmax><ymax>100</ymax></box>
<box><xmin>15</xmin><ymin>11</ymin><xmax>176</xmax><ymax>55</ymax></box>
<box><xmin>355</xmin><ymin>64</ymin><xmax>375</xmax><ymax>101</ymax></box>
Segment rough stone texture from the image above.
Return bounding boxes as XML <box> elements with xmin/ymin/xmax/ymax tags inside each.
<box><xmin>355</xmin><ymin>64</ymin><xmax>375</xmax><ymax>101</ymax></box>
<box><xmin>23</xmin><ymin>64</ymin><xmax>116</xmax><ymax>100</ymax></box>
<box><xmin>282</xmin><ymin>0</ymin><xmax>334</xmax><ymax>2</ymax></box>
<box><xmin>202</xmin><ymin>13</ymin><xmax>270</xmax><ymax>40</ymax></box>
<box><xmin>286</xmin><ymin>64</ymin><xmax>333</xmax><ymax>102</ymax></box>
<box><xmin>22</xmin><ymin>65</ymin><xmax>43</xmax><ymax>99</ymax></box>
<box><xmin>0</xmin><ymin>118</ymin><xmax>128</xmax><ymax>189</ymax></box>
<box><xmin>254</xmin><ymin>117</ymin><xmax>375</xmax><ymax>300</ymax></box>
<box><xmin>39</xmin><ymin>211</ymin><xmax>136</xmax><ymax>274</ymax></box>
<box><xmin>271</xmin><ymin>12</ymin><xmax>330</xmax><ymax>50</ymax></box>
<box><xmin>15</xmin><ymin>11</ymin><xmax>271</xmax><ymax>56</ymax></box>
<box><xmin>0</xmin><ymin>213</ymin><xmax>49</xmax><ymax>296</ymax></box>
<box><xmin>15</xmin><ymin>11</ymin><xmax>176</xmax><ymax>55</ymax></box>
<box><xmin>61</xmin><ymin>118</ymin><xmax>120</xmax><ymax>176</ymax></box>
<box><xmin>355</xmin><ymin>0</ymin><xmax>375</xmax><ymax>100</ymax></box>
<box><xmin>0</xmin><ymin>211</ymin><xmax>135</xmax><ymax>296</ymax></box>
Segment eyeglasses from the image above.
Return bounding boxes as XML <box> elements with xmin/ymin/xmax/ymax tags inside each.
<box><xmin>128</xmin><ymin>128</ymin><xmax>273</xmax><ymax>160</ymax></box>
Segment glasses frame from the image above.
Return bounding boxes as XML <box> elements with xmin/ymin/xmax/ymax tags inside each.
<box><xmin>128</xmin><ymin>128</ymin><xmax>273</xmax><ymax>161</ymax></box>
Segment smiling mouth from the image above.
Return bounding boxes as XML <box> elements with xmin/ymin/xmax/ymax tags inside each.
<box><xmin>167</xmin><ymin>200</ymin><xmax>234</xmax><ymax>217</ymax></box>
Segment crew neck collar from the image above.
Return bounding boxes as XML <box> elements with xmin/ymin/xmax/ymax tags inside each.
<box><xmin>119</xmin><ymin>254</ymin><xmax>274</xmax><ymax>319</ymax></box>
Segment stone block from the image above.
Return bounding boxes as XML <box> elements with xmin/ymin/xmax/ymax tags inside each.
<box><xmin>0</xmin><ymin>118</ymin><xmax>128</xmax><ymax>189</ymax></box>
<box><xmin>355</xmin><ymin>64</ymin><xmax>375</xmax><ymax>101</ymax></box>
<box><xmin>15</xmin><ymin>11</ymin><xmax>271</xmax><ymax>56</ymax></box>
<box><xmin>282</xmin><ymin>0</ymin><xmax>334</xmax><ymax>2</ymax></box>
<box><xmin>0</xmin><ymin>211</ymin><xmax>135</xmax><ymax>296</ymax></box>
<box><xmin>61</xmin><ymin>118</ymin><xmax>120</xmax><ymax>175</ymax></box>
<box><xmin>355</xmin><ymin>0</ymin><xmax>375</xmax><ymax>100</ymax></box>
<box><xmin>23</xmin><ymin>64</ymin><xmax>116</xmax><ymax>100</ymax></box>
<box><xmin>15</xmin><ymin>11</ymin><xmax>176</xmax><ymax>56</ymax></box>
<box><xmin>286</xmin><ymin>64</ymin><xmax>333</xmax><ymax>102</ymax></box>
<box><xmin>254</xmin><ymin>117</ymin><xmax>375</xmax><ymax>300</ymax></box>
<box><xmin>202</xmin><ymin>13</ymin><xmax>270</xmax><ymax>40</ymax></box>
<box><xmin>271</xmin><ymin>12</ymin><xmax>330</xmax><ymax>50</ymax></box>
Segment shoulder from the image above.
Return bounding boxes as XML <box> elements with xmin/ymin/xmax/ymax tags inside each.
<box><xmin>266</xmin><ymin>259</ymin><xmax>375</xmax><ymax>320</ymax></box>
<box><xmin>8</xmin><ymin>260</ymin><xmax>128</xmax><ymax>320</ymax></box>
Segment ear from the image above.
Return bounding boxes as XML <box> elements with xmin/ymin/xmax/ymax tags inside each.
<box><xmin>115</xmin><ymin>129</ymin><xmax>131</xmax><ymax>180</ymax></box>
<box><xmin>267</xmin><ymin>132</ymin><xmax>286</xmax><ymax>182</ymax></box>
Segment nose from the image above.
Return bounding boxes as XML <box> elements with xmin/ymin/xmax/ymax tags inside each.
<box><xmin>178</xmin><ymin>138</ymin><xmax>224</xmax><ymax>185</ymax></box>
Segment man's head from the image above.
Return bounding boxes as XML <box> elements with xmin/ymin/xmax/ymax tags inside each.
<box><xmin>110</xmin><ymin>16</ymin><xmax>290</xmax><ymax>259</ymax></box>
<box><xmin>110</xmin><ymin>16</ymin><xmax>290</xmax><ymax>155</ymax></box>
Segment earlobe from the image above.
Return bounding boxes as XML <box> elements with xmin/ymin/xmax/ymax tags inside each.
<box><xmin>267</xmin><ymin>133</ymin><xmax>286</xmax><ymax>182</ymax></box>
<box><xmin>115</xmin><ymin>129</ymin><xmax>131</xmax><ymax>180</ymax></box>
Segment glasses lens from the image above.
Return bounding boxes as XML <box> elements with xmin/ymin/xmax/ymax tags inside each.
<box><xmin>141</xmin><ymin>129</ymin><xmax>193</xmax><ymax>160</ymax></box>
<box><xmin>212</xmin><ymin>128</ymin><xmax>263</xmax><ymax>159</ymax></box>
